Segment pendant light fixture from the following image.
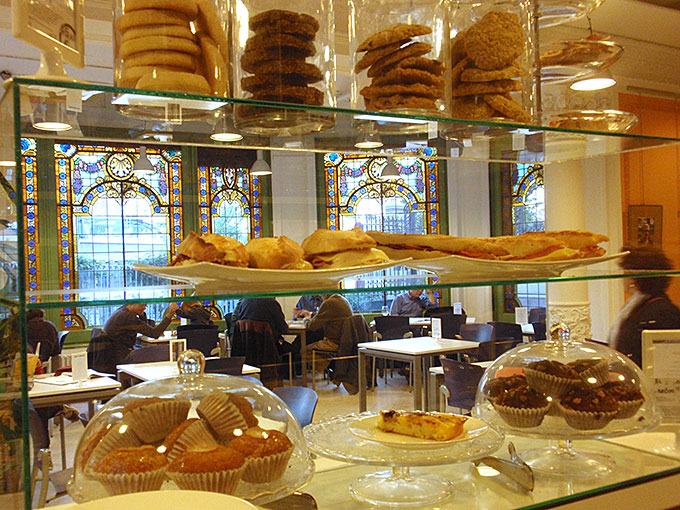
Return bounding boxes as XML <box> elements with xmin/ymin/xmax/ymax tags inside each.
<box><xmin>250</xmin><ymin>150</ymin><xmax>271</xmax><ymax>176</ymax></box>
<box><xmin>569</xmin><ymin>17</ymin><xmax>617</xmax><ymax>92</ymax></box>
<box><xmin>211</xmin><ymin>114</ymin><xmax>243</xmax><ymax>142</ymax></box>
<box><xmin>32</xmin><ymin>102</ymin><xmax>72</xmax><ymax>131</ymax></box>
<box><xmin>133</xmin><ymin>146</ymin><xmax>155</xmax><ymax>174</ymax></box>
<box><xmin>381</xmin><ymin>154</ymin><xmax>400</xmax><ymax>179</ymax></box>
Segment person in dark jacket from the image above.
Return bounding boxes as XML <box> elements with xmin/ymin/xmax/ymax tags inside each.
<box><xmin>609</xmin><ymin>246</ymin><xmax>680</xmax><ymax>366</ymax></box>
<box><xmin>26</xmin><ymin>309</ymin><xmax>60</xmax><ymax>362</ymax></box>
<box><xmin>176</xmin><ymin>301</ymin><xmax>213</xmax><ymax>325</ymax></box>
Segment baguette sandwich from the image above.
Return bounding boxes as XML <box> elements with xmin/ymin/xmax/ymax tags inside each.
<box><xmin>302</xmin><ymin>227</ymin><xmax>390</xmax><ymax>269</ymax></box>
<box><xmin>170</xmin><ymin>231</ymin><xmax>249</xmax><ymax>267</ymax></box>
<box><xmin>246</xmin><ymin>236</ymin><xmax>313</xmax><ymax>270</ymax></box>
<box><xmin>366</xmin><ymin>231</ymin><xmax>508</xmax><ymax>260</ymax></box>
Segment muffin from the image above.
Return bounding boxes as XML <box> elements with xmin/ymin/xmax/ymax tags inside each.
<box><xmin>88</xmin><ymin>445</ymin><xmax>167</xmax><ymax>495</ymax></box>
<box><xmin>122</xmin><ymin>397</ymin><xmax>191</xmax><ymax>443</ymax></box>
<box><xmin>197</xmin><ymin>391</ymin><xmax>256</xmax><ymax>441</ymax></box>
<box><xmin>567</xmin><ymin>358</ymin><xmax>609</xmax><ymax>387</ymax></box>
<box><xmin>602</xmin><ymin>381</ymin><xmax>645</xmax><ymax>419</ymax></box>
<box><xmin>162</xmin><ymin>418</ymin><xmax>217</xmax><ymax>462</ymax></box>
<box><xmin>167</xmin><ymin>445</ymin><xmax>247</xmax><ymax>494</ymax></box>
<box><xmin>492</xmin><ymin>385</ymin><xmax>551</xmax><ymax>428</ymax></box>
<box><xmin>557</xmin><ymin>387</ymin><xmax>619</xmax><ymax>430</ymax></box>
<box><xmin>524</xmin><ymin>359</ymin><xmax>581</xmax><ymax>397</ymax></box>
<box><xmin>79</xmin><ymin>423</ymin><xmax>141</xmax><ymax>469</ymax></box>
<box><xmin>484</xmin><ymin>374</ymin><xmax>528</xmax><ymax>403</ymax></box>
<box><xmin>229</xmin><ymin>428</ymin><xmax>294</xmax><ymax>483</ymax></box>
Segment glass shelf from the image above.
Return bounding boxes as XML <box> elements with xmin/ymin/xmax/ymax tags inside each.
<box><xmin>7</xmin><ymin>78</ymin><xmax>680</xmax><ymax>165</ymax></box>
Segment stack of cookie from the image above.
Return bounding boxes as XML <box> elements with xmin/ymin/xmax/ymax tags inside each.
<box><xmin>240</xmin><ymin>10</ymin><xmax>324</xmax><ymax>107</ymax></box>
<box><xmin>114</xmin><ymin>0</ymin><xmax>229</xmax><ymax>97</ymax></box>
<box><xmin>450</xmin><ymin>11</ymin><xmax>531</xmax><ymax>123</ymax></box>
<box><xmin>355</xmin><ymin>24</ymin><xmax>444</xmax><ymax>112</ymax></box>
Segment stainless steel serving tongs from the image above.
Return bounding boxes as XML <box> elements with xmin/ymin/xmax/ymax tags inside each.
<box><xmin>473</xmin><ymin>442</ymin><xmax>535</xmax><ymax>491</ymax></box>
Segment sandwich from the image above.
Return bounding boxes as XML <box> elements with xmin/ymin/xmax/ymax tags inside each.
<box><xmin>520</xmin><ymin>230</ymin><xmax>609</xmax><ymax>258</ymax></box>
<box><xmin>170</xmin><ymin>231</ymin><xmax>249</xmax><ymax>267</ymax></box>
<box><xmin>301</xmin><ymin>227</ymin><xmax>390</xmax><ymax>269</ymax></box>
<box><xmin>487</xmin><ymin>234</ymin><xmax>579</xmax><ymax>261</ymax></box>
<box><xmin>366</xmin><ymin>231</ymin><xmax>508</xmax><ymax>260</ymax></box>
<box><xmin>245</xmin><ymin>236</ymin><xmax>313</xmax><ymax>270</ymax></box>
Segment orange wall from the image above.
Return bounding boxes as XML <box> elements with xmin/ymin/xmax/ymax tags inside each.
<box><xmin>619</xmin><ymin>93</ymin><xmax>680</xmax><ymax>302</ymax></box>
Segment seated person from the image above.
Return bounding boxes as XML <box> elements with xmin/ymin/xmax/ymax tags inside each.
<box><xmin>390</xmin><ymin>289</ymin><xmax>437</xmax><ymax>317</ymax></box>
<box><xmin>293</xmin><ymin>294</ymin><xmax>323</xmax><ymax>320</ymax></box>
<box><xmin>103</xmin><ymin>302</ymin><xmax>179</xmax><ymax>364</ymax></box>
<box><xmin>26</xmin><ymin>309</ymin><xmax>60</xmax><ymax>363</ymax></box>
<box><xmin>306</xmin><ymin>294</ymin><xmax>354</xmax><ymax>352</ymax></box>
<box><xmin>176</xmin><ymin>301</ymin><xmax>213</xmax><ymax>326</ymax></box>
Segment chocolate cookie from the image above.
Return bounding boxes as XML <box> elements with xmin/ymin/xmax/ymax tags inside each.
<box><xmin>355</xmin><ymin>39</ymin><xmax>410</xmax><ymax>73</ymax></box>
<box><xmin>241</xmin><ymin>47</ymin><xmax>314</xmax><ymax>73</ymax></box>
<box><xmin>245</xmin><ymin>33</ymin><xmax>316</xmax><ymax>55</ymax></box>
<box><xmin>357</xmin><ymin>24</ymin><xmax>432</xmax><ymax>52</ymax></box>
<box><xmin>251</xmin><ymin>85</ymin><xmax>323</xmax><ymax>105</ymax></box>
<box><xmin>249</xmin><ymin>9</ymin><xmax>319</xmax><ymax>33</ymax></box>
<box><xmin>361</xmin><ymin>83</ymin><xmax>443</xmax><ymax>100</ymax></box>
<box><xmin>452</xmin><ymin>79</ymin><xmax>521</xmax><ymax>97</ymax></box>
<box><xmin>365</xmin><ymin>94</ymin><xmax>437</xmax><ymax>111</ymax></box>
<box><xmin>461</xmin><ymin>61</ymin><xmax>521</xmax><ymax>82</ymax></box>
<box><xmin>244</xmin><ymin>59</ymin><xmax>323</xmax><ymax>82</ymax></box>
<box><xmin>394</xmin><ymin>57</ymin><xmax>444</xmax><ymax>76</ymax></box>
<box><xmin>451</xmin><ymin>96</ymin><xmax>496</xmax><ymax>120</ymax></box>
<box><xmin>483</xmin><ymin>93</ymin><xmax>531</xmax><ymax>123</ymax></box>
<box><xmin>464</xmin><ymin>11</ymin><xmax>524</xmax><ymax>70</ymax></box>
<box><xmin>372</xmin><ymin>68</ymin><xmax>444</xmax><ymax>88</ymax></box>
<box><xmin>367</xmin><ymin>42</ymin><xmax>432</xmax><ymax>78</ymax></box>
<box><xmin>241</xmin><ymin>73</ymin><xmax>316</xmax><ymax>92</ymax></box>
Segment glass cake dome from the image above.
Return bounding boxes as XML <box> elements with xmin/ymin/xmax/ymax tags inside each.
<box><xmin>67</xmin><ymin>351</ymin><xmax>314</xmax><ymax>506</ymax></box>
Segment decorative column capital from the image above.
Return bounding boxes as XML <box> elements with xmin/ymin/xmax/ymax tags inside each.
<box><xmin>548</xmin><ymin>303</ymin><xmax>591</xmax><ymax>342</ymax></box>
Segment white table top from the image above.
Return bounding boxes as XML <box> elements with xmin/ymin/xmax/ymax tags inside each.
<box><xmin>287</xmin><ymin>320</ymin><xmax>308</xmax><ymax>331</ymax></box>
<box><xmin>429</xmin><ymin>360</ymin><xmax>493</xmax><ymax>375</ymax></box>
<box><xmin>116</xmin><ymin>360</ymin><xmax>260</xmax><ymax>382</ymax></box>
<box><xmin>409</xmin><ymin>317</ymin><xmax>430</xmax><ymax>326</ymax></box>
<box><xmin>139</xmin><ymin>331</ymin><xmax>226</xmax><ymax>343</ymax></box>
<box><xmin>358</xmin><ymin>337</ymin><xmax>479</xmax><ymax>356</ymax></box>
<box><xmin>521</xmin><ymin>323</ymin><xmax>535</xmax><ymax>334</ymax></box>
<box><xmin>29</xmin><ymin>374</ymin><xmax>121</xmax><ymax>398</ymax></box>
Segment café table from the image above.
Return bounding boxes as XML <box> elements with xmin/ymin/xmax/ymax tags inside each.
<box><xmin>116</xmin><ymin>359</ymin><xmax>261</xmax><ymax>387</ymax></box>
<box><xmin>357</xmin><ymin>337</ymin><xmax>479</xmax><ymax>412</ymax></box>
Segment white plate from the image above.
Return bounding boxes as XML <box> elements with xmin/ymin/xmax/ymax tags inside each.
<box><xmin>349</xmin><ymin>414</ymin><xmax>488</xmax><ymax>450</ymax></box>
<box><xmin>77</xmin><ymin>490</ymin><xmax>258</xmax><ymax>510</ymax></box>
<box><xmin>400</xmin><ymin>252</ymin><xmax>627</xmax><ymax>284</ymax></box>
<box><xmin>133</xmin><ymin>259</ymin><xmax>410</xmax><ymax>294</ymax></box>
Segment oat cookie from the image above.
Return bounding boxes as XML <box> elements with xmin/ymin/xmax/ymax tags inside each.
<box><xmin>119</xmin><ymin>36</ymin><xmax>201</xmax><ymax>59</ymax></box>
<box><xmin>372</xmin><ymin>68</ymin><xmax>444</xmax><ymax>88</ymax></box>
<box><xmin>461</xmin><ymin>61</ymin><xmax>521</xmax><ymax>82</ymax></box>
<box><xmin>241</xmin><ymin>47</ymin><xmax>314</xmax><ymax>73</ymax></box>
<box><xmin>451</xmin><ymin>56</ymin><xmax>470</xmax><ymax>86</ymax></box>
<box><xmin>367</xmin><ymin>42</ymin><xmax>432</xmax><ymax>78</ymax></box>
<box><xmin>122</xmin><ymin>25</ymin><xmax>195</xmax><ymax>43</ymax></box>
<box><xmin>199</xmin><ymin>34</ymin><xmax>228</xmax><ymax>96</ymax></box>
<box><xmin>124</xmin><ymin>50</ymin><xmax>196</xmax><ymax>71</ymax></box>
<box><xmin>249</xmin><ymin>9</ymin><xmax>320</xmax><ymax>33</ymax></box>
<box><xmin>451</xmin><ymin>96</ymin><xmax>496</xmax><ymax>120</ymax></box>
<box><xmin>124</xmin><ymin>0</ymin><xmax>198</xmax><ymax>18</ymax></box>
<box><xmin>115</xmin><ymin>9</ymin><xmax>190</xmax><ymax>33</ymax></box>
<box><xmin>241</xmin><ymin>73</ymin><xmax>319</xmax><ymax>92</ymax></box>
<box><xmin>357</xmin><ymin>24</ymin><xmax>432</xmax><ymax>52</ymax></box>
<box><xmin>365</xmin><ymin>94</ymin><xmax>437</xmax><ymax>111</ymax></box>
<box><xmin>464</xmin><ymin>11</ymin><xmax>523</xmax><ymax>70</ymax></box>
<box><xmin>483</xmin><ymin>93</ymin><xmax>531</xmax><ymax>123</ymax></box>
<box><xmin>355</xmin><ymin>39</ymin><xmax>410</xmax><ymax>73</ymax></box>
<box><xmin>244</xmin><ymin>60</ymin><xmax>323</xmax><ymax>82</ymax></box>
<box><xmin>451</xmin><ymin>30</ymin><xmax>467</xmax><ymax>65</ymax></box>
<box><xmin>245</xmin><ymin>33</ymin><xmax>316</xmax><ymax>55</ymax></box>
<box><xmin>251</xmin><ymin>86</ymin><xmax>323</xmax><ymax>105</ymax></box>
<box><xmin>136</xmin><ymin>70</ymin><xmax>211</xmax><ymax>95</ymax></box>
<box><xmin>361</xmin><ymin>83</ymin><xmax>443</xmax><ymax>100</ymax></box>
<box><xmin>394</xmin><ymin>57</ymin><xmax>444</xmax><ymax>76</ymax></box>
<box><xmin>452</xmin><ymin>79</ymin><xmax>521</xmax><ymax>96</ymax></box>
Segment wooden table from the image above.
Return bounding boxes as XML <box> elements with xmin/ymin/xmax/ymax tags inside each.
<box><xmin>357</xmin><ymin>337</ymin><xmax>479</xmax><ymax>412</ymax></box>
<box><xmin>116</xmin><ymin>360</ymin><xmax>261</xmax><ymax>387</ymax></box>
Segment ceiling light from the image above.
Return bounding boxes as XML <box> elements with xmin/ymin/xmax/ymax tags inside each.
<box><xmin>133</xmin><ymin>146</ymin><xmax>155</xmax><ymax>174</ymax></box>
<box><xmin>32</xmin><ymin>102</ymin><xmax>72</xmax><ymax>131</ymax></box>
<box><xmin>210</xmin><ymin>115</ymin><xmax>243</xmax><ymax>142</ymax></box>
<box><xmin>381</xmin><ymin>155</ymin><xmax>400</xmax><ymax>179</ymax></box>
<box><xmin>250</xmin><ymin>150</ymin><xmax>271</xmax><ymax>176</ymax></box>
<box><xmin>355</xmin><ymin>129</ymin><xmax>383</xmax><ymax>149</ymax></box>
<box><xmin>570</xmin><ymin>70</ymin><xmax>616</xmax><ymax>91</ymax></box>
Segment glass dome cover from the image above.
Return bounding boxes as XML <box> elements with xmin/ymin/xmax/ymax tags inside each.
<box><xmin>67</xmin><ymin>351</ymin><xmax>314</xmax><ymax>506</ymax></box>
<box><xmin>474</xmin><ymin>325</ymin><xmax>660</xmax><ymax>440</ymax></box>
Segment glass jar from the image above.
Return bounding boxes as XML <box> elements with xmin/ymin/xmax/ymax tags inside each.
<box><xmin>232</xmin><ymin>0</ymin><xmax>336</xmax><ymax>135</ymax></box>
<box><xmin>443</xmin><ymin>0</ymin><xmax>537</xmax><ymax>137</ymax></box>
<box><xmin>349</xmin><ymin>0</ymin><xmax>449</xmax><ymax>126</ymax></box>
<box><xmin>112</xmin><ymin>0</ymin><xmax>231</xmax><ymax>120</ymax></box>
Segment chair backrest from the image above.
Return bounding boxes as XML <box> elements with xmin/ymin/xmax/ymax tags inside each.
<box><xmin>129</xmin><ymin>345</ymin><xmax>170</xmax><ymax>364</ymax></box>
<box><xmin>232</xmin><ymin>320</ymin><xmax>280</xmax><ymax>382</ymax></box>
<box><xmin>86</xmin><ymin>333</ymin><xmax>117</xmax><ymax>374</ymax></box>
<box><xmin>205</xmin><ymin>356</ymin><xmax>246</xmax><ymax>375</ymax></box>
<box><xmin>177</xmin><ymin>323</ymin><xmax>219</xmax><ymax>333</ymax></box>
<box><xmin>177</xmin><ymin>327</ymin><xmax>219</xmax><ymax>357</ymax></box>
<box><xmin>477</xmin><ymin>338</ymin><xmax>522</xmax><ymax>361</ymax></box>
<box><xmin>440</xmin><ymin>357</ymin><xmax>484</xmax><ymax>411</ymax></box>
<box><xmin>488</xmin><ymin>321</ymin><xmax>524</xmax><ymax>341</ymax></box>
<box><xmin>435</xmin><ymin>314</ymin><xmax>467</xmax><ymax>338</ymax></box>
<box><xmin>531</xmin><ymin>322</ymin><xmax>547</xmax><ymax>341</ymax></box>
<box><xmin>424</xmin><ymin>306</ymin><xmax>453</xmax><ymax>317</ymax></box>
<box><xmin>373</xmin><ymin>315</ymin><xmax>410</xmax><ymax>340</ymax></box>
<box><xmin>528</xmin><ymin>307</ymin><xmax>546</xmax><ymax>324</ymax></box>
<box><xmin>272</xmin><ymin>386</ymin><xmax>319</xmax><ymax>427</ymax></box>
<box><xmin>459</xmin><ymin>323</ymin><xmax>494</xmax><ymax>343</ymax></box>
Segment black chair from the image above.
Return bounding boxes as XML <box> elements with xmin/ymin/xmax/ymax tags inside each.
<box><xmin>272</xmin><ymin>386</ymin><xmax>319</xmax><ymax>427</ymax></box>
<box><xmin>436</xmin><ymin>313</ymin><xmax>467</xmax><ymax>338</ymax></box>
<box><xmin>205</xmin><ymin>356</ymin><xmax>246</xmax><ymax>375</ymax></box>
<box><xmin>529</xmin><ymin>307</ymin><xmax>546</xmax><ymax>324</ymax></box>
<box><xmin>128</xmin><ymin>345</ymin><xmax>169</xmax><ymax>363</ymax></box>
<box><xmin>373</xmin><ymin>316</ymin><xmax>411</xmax><ymax>340</ymax></box>
<box><xmin>86</xmin><ymin>333</ymin><xmax>116</xmax><ymax>375</ymax></box>
<box><xmin>477</xmin><ymin>338</ymin><xmax>522</xmax><ymax>361</ymax></box>
<box><xmin>58</xmin><ymin>331</ymin><xmax>69</xmax><ymax>351</ymax></box>
<box><xmin>232</xmin><ymin>319</ymin><xmax>281</xmax><ymax>382</ymax></box>
<box><xmin>531</xmin><ymin>322</ymin><xmax>547</xmax><ymax>341</ymax></box>
<box><xmin>488</xmin><ymin>321</ymin><xmax>524</xmax><ymax>342</ymax></box>
<box><xmin>439</xmin><ymin>356</ymin><xmax>485</xmax><ymax>413</ymax></box>
<box><xmin>177</xmin><ymin>327</ymin><xmax>219</xmax><ymax>357</ymax></box>
<box><xmin>424</xmin><ymin>306</ymin><xmax>453</xmax><ymax>317</ymax></box>
<box><xmin>459</xmin><ymin>323</ymin><xmax>493</xmax><ymax>343</ymax></box>
<box><xmin>177</xmin><ymin>323</ymin><xmax>218</xmax><ymax>333</ymax></box>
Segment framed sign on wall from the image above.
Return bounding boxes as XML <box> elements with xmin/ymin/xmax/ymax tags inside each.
<box><xmin>628</xmin><ymin>205</ymin><xmax>663</xmax><ymax>249</ymax></box>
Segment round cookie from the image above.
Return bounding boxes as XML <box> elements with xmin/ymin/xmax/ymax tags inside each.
<box><xmin>124</xmin><ymin>50</ymin><xmax>196</xmax><ymax>71</ymax></box>
<box><xmin>122</xmin><ymin>25</ymin><xmax>196</xmax><ymax>43</ymax></box>
<box><xmin>245</xmin><ymin>60</ymin><xmax>323</xmax><ymax>82</ymax></box>
<box><xmin>394</xmin><ymin>57</ymin><xmax>444</xmax><ymax>76</ymax></box>
<box><xmin>124</xmin><ymin>0</ymin><xmax>198</xmax><ymax>18</ymax></box>
<box><xmin>461</xmin><ymin>61</ymin><xmax>522</xmax><ymax>82</ymax></box>
<box><xmin>483</xmin><ymin>93</ymin><xmax>531</xmax><ymax>123</ymax></box>
<box><xmin>120</xmin><ymin>65</ymin><xmax>190</xmax><ymax>88</ymax></box>
<box><xmin>245</xmin><ymin>33</ymin><xmax>316</xmax><ymax>56</ymax></box>
<box><xmin>451</xmin><ymin>56</ymin><xmax>471</xmax><ymax>86</ymax></box>
<box><xmin>451</xmin><ymin>96</ymin><xmax>496</xmax><ymax>120</ymax></box>
<box><xmin>120</xmin><ymin>35</ymin><xmax>201</xmax><ymax>59</ymax></box>
<box><xmin>249</xmin><ymin>9</ymin><xmax>320</xmax><ymax>33</ymax></box>
<box><xmin>367</xmin><ymin>42</ymin><xmax>432</xmax><ymax>78</ymax></box>
<box><xmin>365</xmin><ymin>94</ymin><xmax>437</xmax><ymax>111</ymax></box>
<box><xmin>372</xmin><ymin>68</ymin><xmax>444</xmax><ymax>88</ymax></box>
<box><xmin>195</xmin><ymin>0</ymin><xmax>229</xmax><ymax>61</ymax></box>
<box><xmin>452</xmin><ymin>79</ymin><xmax>521</xmax><ymax>97</ymax></box>
<box><xmin>361</xmin><ymin>83</ymin><xmax>443</xmax><ymax>100</ymax></box>
<box><xmin>251</xmin><ymin>86</ymin><xmax>323</xmax><ymax>105</ymax></box>
<box><xmin>355</xmin><ymin>39</ymin><xmax>410</xmax><ymax>73</ymax></box>
<box><xmin>357</xmin><ymin>24</ymin><xmax>432</xmax><ymax>53</ymax></box>
<box><xmin>241</xmin><ymin>47</ymin><xmax>314</xmax><ymax>73</ymax></box>
<box><xmin>199</xmin><ymin>35</ymin><xmax>228</xmax><ymax>96</ymax></box>
<box><xmin>464</xmin><ymin>11</ymin><xmax>524</xmax><ymax>70</ymax></box>
<box><xmin>241</xmin><ymin>73</ymin><xmax>314</xmax><ymax>92</ymax></box>
<box><xmin>115</xmin><ymin>9</ymin><xmax>190</xmax><ymax>33</ymax></box>
<box><xmin>253</xmin><ymin>20</ymin><xmax>318</xmax><ymax>41</ymax></box>
<box><xmin>136</xmin><ymin>70</ymin><xmax>211</xmax><ymax>95</ymax></box>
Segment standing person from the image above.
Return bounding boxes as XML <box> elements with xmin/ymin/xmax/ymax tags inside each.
<box><xmin>103</xmin><ymin>302</ymin><xmax>179</xmax><ymax>364</ymax></box>
<box><xmin>609</xmin><ymin>246</ymin><xmax>680</xmax><ymax>366</ymax></box>
<box><xmin>26</xmin><ymin>309</ymin><xmax>60</xmax><ymax>362</ymax></box>
<box><xmin>293</xmin><ymin>295</ymin><xmax>323</xmax><ymax>320</ymax></box>
<box><xmin>390</xmin><ymin>289</ymin><xmax>437</xmax><ymax>317</ymax></box>
<box><xmin>176</xmin><ymin>301</ymin><xmax>213</xmax><ymax>326</ymax></box>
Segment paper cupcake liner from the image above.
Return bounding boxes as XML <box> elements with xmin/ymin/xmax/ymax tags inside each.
<box><xmin>88</xmin><ymin>426</ymin><xmax>141</xmax><ymax>467</ymax></box>
<box><xmin>557</xmin><ymin>403</ymin><xmax>618</xmax><ymax>430</ymax></box>
<box><xmin>168</xmin><ymin>463</ymin><xmax>246</xmax><ymax>494</ymax></box>
<box><xmin>125</xmin><ymin>400</ymin><xmax>191</xmax><ymax>443</ymax></box>
<box><xmin>242</xmin><ymin>447</ymin><xmax>293</xmax><ymax>483</ymax></box>
<box><xmin>197</xmin><ymin>394</ymin><xmax>248</xmax><ymax>440</ymax></box>
<box><xmin>614</xmin><ymin>398</ymin><xmax>644</xmax><ymax>419</ymax></box>
<box><xmin>547</xmin><ymin>400</ymin><xmax>562</xmax><ymax>417</ymax></box>
<box><xmin>167</xmin><ymin>420</ymin><xmax>217</xmax><ymax>462</ymax></box>
<box><xmin>492</xmin><ymin>402</ymin><xmax>550</xmax><ymax>428</ymax></box>
<box><xmin>576</xmin><ymin>360</ymin><xmax>609</xmax><ymax>388</ymax></box>
<box><xmin>90</xmin><ymin>466</ymin><xmax>167</xmax><ymax>495</ymax></box>
<box><xmin>524</xmin><ymin>368</ymin><xmax>580</xmax><ymax>398</ymax></box>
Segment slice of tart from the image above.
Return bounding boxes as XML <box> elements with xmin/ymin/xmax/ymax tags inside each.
<box><xmin>377</xmin><ymin>410</ymin><xmax>467</xmax><ymax>441</ymax></box>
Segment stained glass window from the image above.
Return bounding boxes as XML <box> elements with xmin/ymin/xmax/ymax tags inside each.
<box><xmin>324</xmin><ymin>149</ymin><xmax>441</xmax><ymax>312</ymax></box>
<box><xmin>55</xmin><ymin>144</ymin><xmax>183</xmax><ymax>328</ymax></box>
<box><xmin>22</xmin><ymin>139</ymin><xmax>39</xmax><ymax>303</ymax></box>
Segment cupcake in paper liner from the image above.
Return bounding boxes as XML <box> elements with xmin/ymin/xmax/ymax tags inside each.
<box><xmin>567</xmin><ymin>358</ymin><xmax>609</xmax><ymax>388</ymax></box>
<box><xmin>88</xmin><ymin>445</ymin><xmax>167</xmax><ymax>495</ymax></box>
<box><xmin>230</xmin><ymin>428</ymin><xmax>295</xmax><ymax>483</ymax></box>
<box><xmin>79</xmin><ymin>422</ymin><xmax>141</xmax><ymax>469</ymax></box>
<box><xmin>602</xmin><ymin>381</ymin><xmax>645</xmax><ymax>419</ymax></box>
<box><xmin>167</xmin><ymin>445</ymin><xmax>247</xmax><ymax>494</ymax></box>
<box><xmin>524</xmin><ymin>359</ymin><xmax>581</xmax><ymax>397</ymax></box>
<box><xmin>483</xmin><ymin>374</ymin><xmax>528</xmax><ymax>405</ymax></box>
<box><xmin>491</xmin><ymin>386</ymin><xmax>550</xmax><ymax>428</ymax></box>
<box><xmin>122</xmin><ymin>397</ymin><xmax>191</xmax><ymax>443</ymax></box>
<box><xmin>196</xmin><ymin>391</ymin><xmax>253</xmax><ymax>441</ymax></box>
<box><xmin>557</xmin><ymin>387</ymin><xmax>619</xmax><ymax>430</ymax></box>
<box><xmin>162</xmin><ymin>418</ymin><xmax>217</xmax><ymax>462</ymax></box>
